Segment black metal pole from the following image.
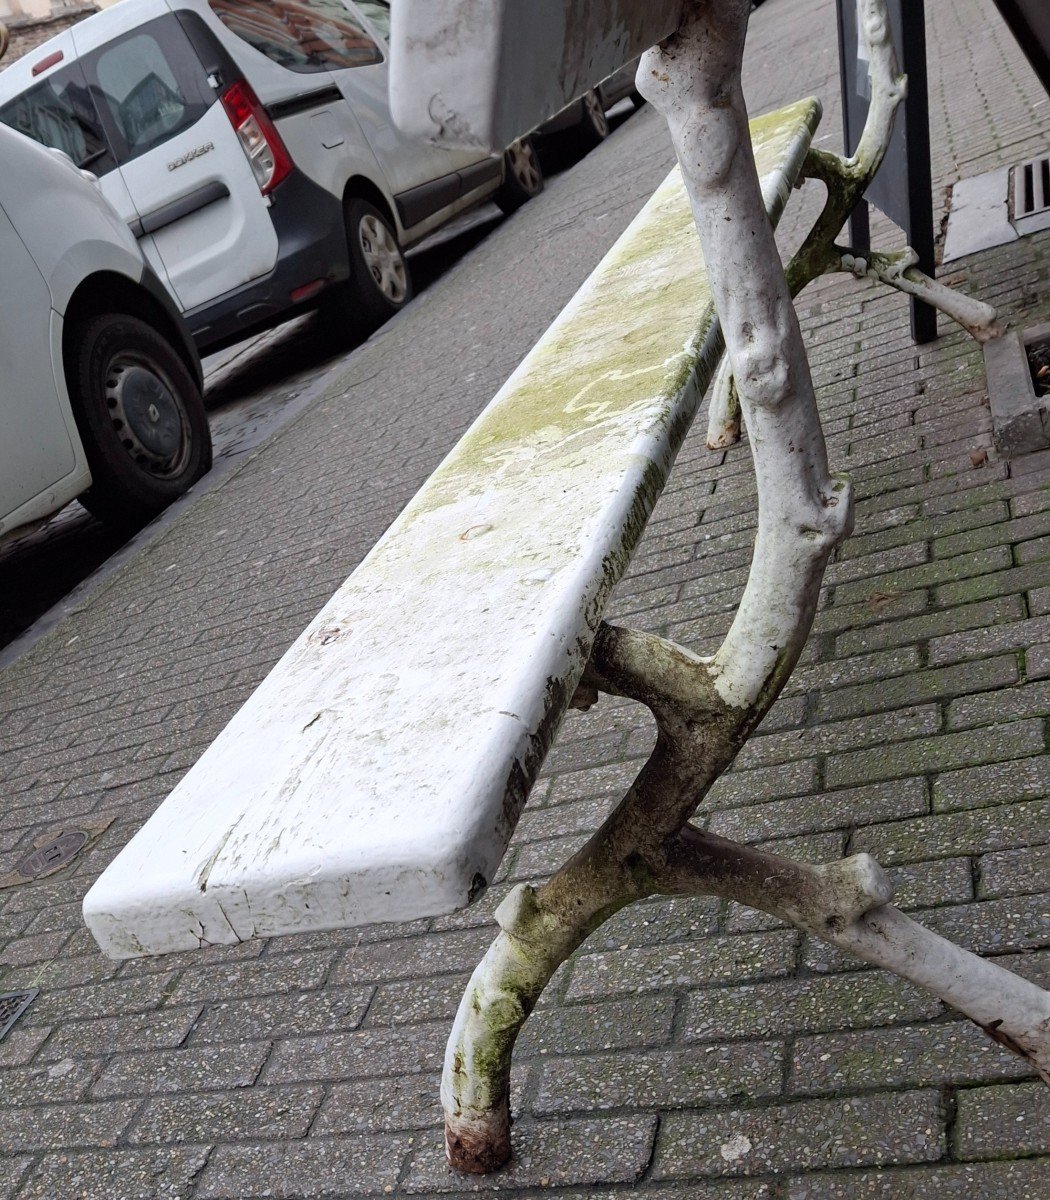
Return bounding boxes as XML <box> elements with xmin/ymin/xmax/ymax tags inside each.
<box><xmin>903</xmin><ymin>0</ymin><xmax>937</xmax><ymax>344</ymax></box>
<box><xmin>992</xmin><ymin>1</ymin><xmax>1050</xmax><ymax>96</ymax></box>
<box><xmin>835</xmin><ymin>0</ymin><xmax>937</xmax><ymax>343</ymax></box>
<box><xmin>837</xmin><ymin>1</ymin><xmax>872</xmax><ymax>254</ymax></box>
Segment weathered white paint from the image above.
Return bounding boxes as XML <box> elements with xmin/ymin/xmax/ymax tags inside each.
<box><xmin>824</xmin><ymin>0</ymin><xmax>999</xmax><ymax>346</ymax></box>
<box><xmin>638</xmin><ymin>0</ymin><xmax>854</xmax><ymax>713</ymax></box>
<box><xmin>82</xmin><ymin>99</ymin><xmax>821</xmax><ymax>961</ymax></box>
<box><xmin>388</xmin><ymin>0</ymin><xmax>683</xmax><ymax>151</ymax></box>
<box><xmin>443</xmin><ymin>92</ymin><xmax>826</xmax><ymax>1169</ymax></box>
<box><xmin>439</xmin><ymin>1</ymin><xmax>1046</xmax><ymax>1173</ymax></box>
<box><xmin>835</xmin><ymin>247</ymin><xmax>1000</xmax><ymax>342</ymax></box>
<box><xmin>705</xmin><ymin>0</ymin><xmax>1000</xmax><ymax>447</ymax></box>
<box><xmin>705</xmin><ymin>353</ymin><xmax>740</xmax><ymax>449</ymax></box>
<box><xmin>832</xmin><ymin>903</ymin><xmax>1050</xmax><ymax>1082</ymax></box>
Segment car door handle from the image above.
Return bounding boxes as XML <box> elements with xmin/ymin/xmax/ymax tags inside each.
<box><xmin>130</xmin><ymin>181</ymin><xmax>231</xmax><ymax>238</ymax></box>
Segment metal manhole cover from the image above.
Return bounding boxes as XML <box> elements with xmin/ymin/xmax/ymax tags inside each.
<box><xmin>0</xmin><ymin>818</ymin><xmax>114</xmax><ymax>893</ymax></box>
<box><xmin>16</xmin><ymin>830</ymin><xmax>89</xmax><ymax>880</ymax></box>
<box><xmin>0</xmin><ymin>989</ymin><xmax>37</xmax><ymax>1042</ymax></box>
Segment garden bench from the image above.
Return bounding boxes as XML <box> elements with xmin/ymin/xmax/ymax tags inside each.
<box><xmin>84</xmin><ymin>0</ymin><xmax>1046</xmax><ymax>1175</ymax></box>
<box><xmin>83</xmin><ymin>94</ymin><xmax>820</xmax><ymax>955</ymax></box>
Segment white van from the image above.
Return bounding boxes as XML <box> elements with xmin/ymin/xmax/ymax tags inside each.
<box><xmin>0</xmin><ymin>123</ymin><xmax>209</xmax><ymax>538</ymax></box>
<box><xmin>0</xmin><ymin>0</ymin><xmax>543</xmax><ymax>351</ymax></box>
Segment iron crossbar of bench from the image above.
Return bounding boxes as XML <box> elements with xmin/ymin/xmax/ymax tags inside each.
<box><xmin>83</xmin><ymin>97</ymin><xmax>821</xmax><ymax>959</ymax></box>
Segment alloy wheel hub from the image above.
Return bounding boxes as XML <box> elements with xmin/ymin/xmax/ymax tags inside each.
<box><xmin>359</xmin><ymin>214</ymin><xmax>408</xmax><ymax>303</ymax></box>
<box><xmin>585</xmin><ymin>91</ymin><xmax>609</xmax><ymax>135</ymax></box>
<box><xmin>508</xmin><ymin>141</ymin><xmax>541</xmax><ymax>192</ymax></box>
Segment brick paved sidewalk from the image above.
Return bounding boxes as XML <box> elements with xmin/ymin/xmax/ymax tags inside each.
<box><xmin>1</xmin><ymin>0</ymin><xmax>1047</xmax><ymax>1197</ymax></box>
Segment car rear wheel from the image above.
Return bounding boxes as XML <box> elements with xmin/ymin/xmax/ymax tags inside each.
<box><xmin>495</xmin><ymin>137</ymin><xmax>544</xmax><ymax>214</ymax></box>
<box><xmin>326</xmin><ymin>198</ymin><xmax>413</xmax><ymax>340</ymax></box>
<box><xmin>575</xmin><ymin>88</ymin><xmax>610</xmax><ymax>151</ymax></box>
<box><xmin>68</xmin><ymin>313</ymin><xmax>211</xmax><ymax>527</ymax></box>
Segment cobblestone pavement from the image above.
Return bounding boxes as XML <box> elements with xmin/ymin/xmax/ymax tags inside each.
<box><xmin>0</xmin><ymin>319</ymin><xmax>322</xmax><ymax>656</ymax></box>
<box><xmin>1</xmin><ymin>0</ymin><xmax>1048</xmax><ymax>1196</ymax></box>
<box><xmin>0</xmin><ymin>199</ymin><xmax>508</xmax><ymax>654</ymax></box>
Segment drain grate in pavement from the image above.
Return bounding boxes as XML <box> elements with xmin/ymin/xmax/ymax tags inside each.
<box><xmin>0</xmin><ymin>990</ymin><xmax>38</xmax><ymax>1042</ymax></box>
<box><xmin>1011</xmin><ymin>154</ymin><xmax>1050</xmax><ymax>235</ymax></box>
<box><xmin>984</xmin><ymin>321</ymin><xmax>1050</xmax><ymax>457</ymax></box>
<box><xmin>943</xmin><ymin>157</ymin><xmax>1050</xmax><ymax>261</ymax></box>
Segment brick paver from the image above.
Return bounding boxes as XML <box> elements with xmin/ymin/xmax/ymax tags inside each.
<box><xmin>0</xmin><ymin>0</ymin><xmax>1047</xmax><ymax>1195</ymax></box>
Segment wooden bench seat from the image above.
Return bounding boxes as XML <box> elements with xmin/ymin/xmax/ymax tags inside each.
<box><xmin>83</xmin><ymin>98</ymin><xmax>822</xmax><ymax>961</ymax></box>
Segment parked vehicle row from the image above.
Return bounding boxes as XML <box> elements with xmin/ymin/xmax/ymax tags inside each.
<box><xmin>535</xmin><ymin>60</ymin><xmax>643</xmax><ymax>153</ymax></box>
<box><xmin>0</xmin><ymin>0</ymin><xmax>544</xmax><ymax>355</ymax></box>
<box><xmin>0</xmin><ymin>0</ymin><xmax>638</xmax><ymax>542</ymax></box>
<box><xmin>0</xmin><ymin>0</ymin><xmax>545</xmax><ymax>542</ymax></box>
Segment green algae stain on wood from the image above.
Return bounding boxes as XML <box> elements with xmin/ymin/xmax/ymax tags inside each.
<box><xmin>406</xmin><ymin>98</ymin><xmax>821</xmax><ymax>519</ymax></box>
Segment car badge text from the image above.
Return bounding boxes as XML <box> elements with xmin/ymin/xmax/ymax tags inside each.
<box><xmin>168</xmin><ymin>143</ymin><xmax>215</xmax><ymax>171</ymax></box>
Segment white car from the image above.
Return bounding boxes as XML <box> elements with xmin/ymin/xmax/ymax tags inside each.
<box><xmin>0</xmin><ymin>0</ymin><xmax>544</xmax><ymax>351</ymax></box>
<box><xmin>537</xmin><ymin>61</ymin><xmax>643</xmax><ymax>152</ymax></box>
<box><xmin>0</xmin><ymin>123</ymin><xmax>210</xmax><ymax>538</ymax></box>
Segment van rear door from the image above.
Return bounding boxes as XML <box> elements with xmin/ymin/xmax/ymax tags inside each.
<box><xmin>74</xmin><ymin>11</ymin><xmax>280</xmax><ymax>314</ymax></box>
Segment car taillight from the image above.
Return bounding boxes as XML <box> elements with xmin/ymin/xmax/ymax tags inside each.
<box><xmin>220</xmin><ymin>80</ymin><xmax>292</xmax><ymax>195</ymax></box>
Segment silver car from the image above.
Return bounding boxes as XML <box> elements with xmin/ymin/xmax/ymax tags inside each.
<box><xmin>0</xmin><ymin>0</ymin><xmax>544</xmax><ymax>352</ymax></box>
<box><xmin>536</xmin><ymin>61</ymin><xmax>643</xmax><ymax>152</ymax></box>
<box><xmin>0</xmin><ymin>124</ymin><xmax>209</xmax><ymax>538</ymax></box>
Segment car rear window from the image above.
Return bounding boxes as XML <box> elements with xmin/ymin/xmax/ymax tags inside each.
<box><xmin>91</xmin><ymin>22</ymin><xmax>214</xmax><ymax>161</ymax></box>
<box><xmin>0</xmin><ymin>65</ymin><xmax>111</xmax><ymax>172</ymax></box>
<box><xmin>208</xmin><ymin>0</ymin><xmax>383</xmax><ymax>73</ymax></box>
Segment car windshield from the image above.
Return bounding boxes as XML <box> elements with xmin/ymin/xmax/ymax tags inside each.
<box><xmin>354</xmin><ymin>1</ymin><xmax>390</xmax><ymax>41</ymax></box>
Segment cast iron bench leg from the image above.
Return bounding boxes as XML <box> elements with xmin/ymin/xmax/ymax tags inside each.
<box><xmin>708</xmin><ymin>0</ymin><xmax>1000</xmax><ymax>449</ymax></box>
<box><xmin>441</xmin><ymin>0</ymin><xmax>1049</xmax><ymax>1175</ymax></box>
